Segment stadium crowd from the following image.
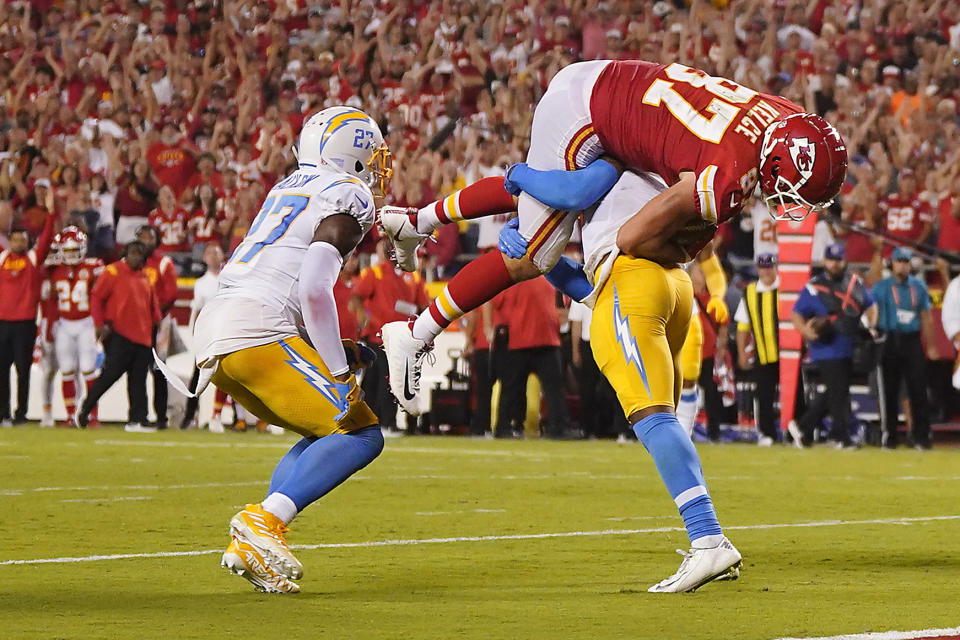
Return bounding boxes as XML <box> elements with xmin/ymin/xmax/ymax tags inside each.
<box><xmin>1</xmin><ymin>0</ymin><xmax>960</xmax><ymax>442</ymax></box>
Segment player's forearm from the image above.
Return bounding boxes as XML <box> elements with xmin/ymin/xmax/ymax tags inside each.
<box><xmin>299</xmin><ymin>242</ymin><xmax>349</xmax><ymax>376</ymax></box>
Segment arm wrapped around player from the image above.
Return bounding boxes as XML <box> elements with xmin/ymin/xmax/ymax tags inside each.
<box><xmin>504</xmin><ymin>158</ymin><xmax>621</xmax><ymax>211</ymax></box>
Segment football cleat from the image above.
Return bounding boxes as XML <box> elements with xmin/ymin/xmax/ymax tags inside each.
<box><xmin>230</xmin><ymin>504</ymin><xmax>303</xmax><ymax>580</ymax></box>
<box><xmin>221</xmin><ymin>536</ymin><xmax>301</xmax><ymax>594</ymax></box>
<box><xmin>207</xmin><ymin>416</ymin><xmax>224</xmax><ymax>433</ymax></box>
<box><xmin>380</xmin><ymin>320</ymin><xmax>433</xmax><ymax>415</ymax></box>
<box><xmin>648</xmin><ymin>537</ymin><xmax>742</xmax><ymax>593</ymax></box>
<box><xmin>379</xmin><ymin>206</ymin><xmax>429</xmax><ymax>272</ymax></box>
<box><xmin>40</xmin><ymin>410</ymin><xmax>54</xmax><ymax>428</ymax></box>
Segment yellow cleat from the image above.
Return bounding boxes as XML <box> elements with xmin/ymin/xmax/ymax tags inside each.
<box><xmin>229</xmin><ymin>504</ymin><xmax>303</xmax><ymax>580</ymax></box>
<box><xmin>221</xmin><ymin>536</ymin><xmax>300</xmax><ymax>594</ymax></box>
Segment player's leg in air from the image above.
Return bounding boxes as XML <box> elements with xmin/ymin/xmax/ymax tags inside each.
<box><xmin>380</xmin><ymin>60</ymin><xmax>621</xmax><ymax>413</ymax></box>
<box><xmin>501</xmin><ymin>171</ymin><xmax>741</xmax><ymax>593</ymax></box>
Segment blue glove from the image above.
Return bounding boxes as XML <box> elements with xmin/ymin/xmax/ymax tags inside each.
<box><xmin>498</xmin><ymin>217</ymin><xmax>528</xmax><ymax>259</ymax></box>
<box><xmin>545</xmin><ymin>255</ymin><xmax>594</xmax><ymax>302</ymax></box>
<box><xmin>503</xmin><ymin>163</ymin><xmax>526</xmax><ymax>196</ymax></box>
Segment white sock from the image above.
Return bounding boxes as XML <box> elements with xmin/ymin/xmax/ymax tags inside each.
<box><xmin>676</xmin><ymin>386</ymin><xmax>699</xmax><ymax>438</ymax></box>
<box><xmin>691</xmin><ymin>533</ymin><xmax>725</xmax><ymax>549</ymax></box>
<box><xmin>412</xmin><ymin>312</ymin><xmax>443</xmax><ymax>343</ymax></box>
<box><xmin>416</xmin><ymin>203</ymin><xmax>441</xmax><ymax>234</ymax></box>
<box><xmin>261</xmin><ymin>492</ymin><xmax>298</xmax><ymax>525</ymax></box>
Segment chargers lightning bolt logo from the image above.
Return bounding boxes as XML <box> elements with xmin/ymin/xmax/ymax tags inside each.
<box><xmin>279</xmin><ymin>340</ymin><xmax>340</xmax><ymax>407</ymax></box>
<box><xmin>613</xmin><ymin>287</ymin><xmax>652</xmax><ymax>398</ymax></box>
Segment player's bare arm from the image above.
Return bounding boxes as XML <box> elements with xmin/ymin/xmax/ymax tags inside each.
<box><xmin>615</xmin><ymin>171</ymin><xmax>699</xmax><ymax>264</ymax></box>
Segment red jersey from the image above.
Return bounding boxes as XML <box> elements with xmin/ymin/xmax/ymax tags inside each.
<box><xmin>146</xmin><ymin>142</ymin><xmax>196</xmax><ymax>196</ymax></box>
<box><xmin>91</xmin><ymin>260</ymin><xmax>161</xmax><ymax>347</ymax></box>
<box><xmin>190</xmin><ymin>210</ymin><xmax>226</xmax><ymax>246</ymax></box>
<box><xmin>143</xmin><ymin>252</ymin><xmax>179</xmax><ymax>313</ymax></box>
<box><xmin>937</xmin><ymin>196</ymin><xmax>960</xmax><ymax>253</ymax></box>
<box><xmin>148</xmin><ymin>206</ymin><xmax>191</xmax><ymax>253</ymax></box>
<box><xmin>492</xmin><ymin>276</ymin><xmax>561</xmax><ymax>350</ymax></box>
<box><xmin>0</xmin><ymin>214</ymin><xmax>55</xmax><ymax>322</ymax></box>
<box><xmin>879</xmin><ymin>193</ymin><xmax>933</xmax><ymax>253</ymax></box>
<box><xmin>48</xmin><ymin>258</ymin><xmax>105</xmax><ymax>321</ymax></box>
<box><xmin>351</xmin><ymin>264</ymin><xmax>429</xmax><ymax>343</ymax></box>
<box><xmin>333</xmin><ymin>277</ymin><xmax>360</xmax><ymax>341</ymax></box>
<box><xmin>589</xmin><ymin>61</ymin><xmax>802</xmax><ymax>226</ymax></box>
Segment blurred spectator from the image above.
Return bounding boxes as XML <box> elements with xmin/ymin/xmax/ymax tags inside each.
<box><xmin>944</xmin><ymin>273</ymin><xmax>960</xmax><ymax>392</ymax></box>
<box><xmin>352</xmin><ymin>238</ymin><xmax>429</xmax><ymax>431</ymax></box>
<box><xmin>871</xmin><ymin>248</ymin><xmax>936</xmax><ymax>449</ymax></box>
<box><xmin>0</xmin><ymin>206</ymin><xmax>54</xmax><ymax>426</ymax></box>
<box><xmin>789</xmin><ymin>244</ymin><xmax>878</xmax><ymax>448</ymax></box>
<box><xmin>182</xmin><ymin>242</ymin><xmax>227</xmax><ymax>432</ymax></box>
<box><xmin>735</xmin><ymin>253</ymin><xmax>781</xmax><ymax>446</ymax></box>
<box><xmin>878</xmin><ymin>169</ymin><xmax>933</xmax><ymax>257</ymax></box>
<box><xmin>491</xmin><ymin>276</ymin><xmax>578</xmax><ymax>440</ymax></box>
<box><xmin>569</xmin><ymin>298</ymin><xmax>625</xmax><ymax>439</ymax></box>
<box><xmin>115</xmin><ymin>158</ymin><xmax>159</xmax><ymax>246</ymax></box>
<box><xmin>78</xmin><ymin>241</ymin><xmax>160</xmax><ymax>432</ymax></box>
<box><xmin>462</xmin><ymin>306</ymin><xmax>493</xmax><ymax>437</ymax></box>
<box><xmin>137</xmin><ymin>224</ymin><xmax>179</xmax><ymax>429</ymax></box>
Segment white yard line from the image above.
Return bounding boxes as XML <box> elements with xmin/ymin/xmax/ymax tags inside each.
<box><xmin>60</xmin><ymin>496</ymin><xmax>154</xmax><ymax>504</ymax></box>
<box><xmin>2</xmin><ymin>514</ymin><xmax>957</xmax><ymax>566</ymax></box>
<box><xmin>415</xmin><ymin>508</ymin><xmax>506</xmax><ymax>516</ymax></box>
<box><xmin>774</xmin><ymin>626</ymin><xmax>960</xmax><ymax>640</ymax></box>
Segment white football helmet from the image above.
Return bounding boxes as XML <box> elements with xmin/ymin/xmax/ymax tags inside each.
<box><xmin>294</xmin><ymin>106</ymin><xmax>392</xmax><ymax>197</ymax></box>
<box><xmin>58</xmin><ymin>226</ymin><xmax>88</xmax><ymax>266</ymax></box>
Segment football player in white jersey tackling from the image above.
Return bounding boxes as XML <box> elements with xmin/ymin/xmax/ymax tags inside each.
<box><xmin>189</xmin><ymin>107</ymin><xmax>391</xmax><ymax>593</ymax></box>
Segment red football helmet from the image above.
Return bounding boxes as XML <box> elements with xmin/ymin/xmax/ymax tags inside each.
<box><xmin>59</xmin><ymin>226</ymin><xmax>88</xmax><ymax>265</ymax></box>
<box><xmin>758</xmin><ymin>113</ymin><xmax>848</xmax><ymax>221</ymax></box>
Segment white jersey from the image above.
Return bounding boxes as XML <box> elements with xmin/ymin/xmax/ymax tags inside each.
<box><xmin>581</xmin><ymin>171</ymin><xmax>667</xmax><ymax>297</ymax></box>
<box><xmin>193</xmin><ymin>167</ymin><xmax>375</xmax><ymax>365</ymax></box>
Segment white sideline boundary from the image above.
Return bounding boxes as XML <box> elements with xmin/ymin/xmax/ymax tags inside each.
<box><xmin>2</xmin><ymin>514</ymin><xmax>957</xmax><ymax>566</ymax></box>
<box><xmin>774</xmin><ymin>626</ymin><xmax>960</xmax><ymax>639</ymax></box>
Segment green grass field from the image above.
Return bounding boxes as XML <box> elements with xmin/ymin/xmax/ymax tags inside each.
<box><xmin>1</xmin><ymin>427</ymin><xmax>959</xmax><ymax>640</ymax></box>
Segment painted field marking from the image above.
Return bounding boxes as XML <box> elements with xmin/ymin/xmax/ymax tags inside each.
<box><xmin>91</xmin><ymin>439</ymin><xmax>576</xmax><ymax>459</ymax></box>
<box><xmin>774</xmin><ymin>626</ymin><xmax>960</xmax><ymax>640</ymax></box>
<box><xmin>60</xmin><ymin>496</ymin><xmax>154</xmax><ymax>504</ymax></box>
<box><xmin>1</xmin><ymin>514</ymin><xmax>957</xmax><ymax>566</ymax></box>
<box><xmin>415</xmin><ymin>508</ymin><xmax>506</xmax><ymax>516</ymax></box>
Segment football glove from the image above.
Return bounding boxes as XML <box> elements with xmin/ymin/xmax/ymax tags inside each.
<box><xmin>332</xmin><ymin>373</ymin><xmax>362</xmax><ymax>422</ymax></box>
<box><xmin>706</xmin><ymin>297</ymin><xmax>729</xmax><ymax>325</ymax></box>
<box><xmin>497</xmin><ymin>217</ymin><xmax>528</xmax><ymax>259</ymax></box>
<box><xmin>342</xmin><ymin>339</ymin><xmax>376</xmax><ymax>373</ymax></box>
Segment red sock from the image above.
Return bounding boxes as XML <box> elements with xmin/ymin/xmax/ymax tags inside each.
<box><xmin>62</xmin><ymin>378</ymin><xmax>77</xmax><ymax>417</ymax></box>
<box><xmin>413</xmin><ymin>250</ymin><xmax>514</xmax><ymax>342</ymax></box>
<box><xmin>419</xmin><ymin>177</ymin><xmax>516</xmax><ymax>231</ymax></box>
<box><xmin>213</xmin><ymin>389</ymin><xmax>227</xmax><ymax>417</ymax></box>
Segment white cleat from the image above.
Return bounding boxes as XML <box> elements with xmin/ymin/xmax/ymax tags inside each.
<box><xmin>379</xmin><ymin>206</ymin><xmax>429</xmax><ymax>272</ymax></box>
<box><xmin>266</xmin><ymin>424</ymin><xmax>285</xmax><ymax>435</ymax></box>
<box><xmin>787</xmin><ymin>420</ymin><xmax>806</xmax><ymax>449</ymax></box>
<box><xmin>40</xmin><ymin>411</ymin><xmax>55</xmax><ymax>428</ymax></box>
<box><xmin>221</xmin><ymin>536</ymin><xmax>300</xmax><ymax>594</ymax></box>
<box><xmin>648</xmin><ymin>537</ymin><xmax>742</xmax><ymax>593</ymax></box>
<box><xmin>757</xmin><ymin>435</ymin><xmax>774</xmax><ymax>447</ymax></box>
<box><xmin>207</xmin><ymin>416</ymin><xmax>224</xmax><ymax>433</ymax></box>
<box><xmin>380</xmin><ymin>320</ymin><xmax>432</xmax><ymax>415</ymax></box>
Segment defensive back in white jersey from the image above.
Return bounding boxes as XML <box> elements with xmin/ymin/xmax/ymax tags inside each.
<box><xmin>193</xmin><ymin>166</ymin><xmax>375</xmax><ymax>365</ymax></box>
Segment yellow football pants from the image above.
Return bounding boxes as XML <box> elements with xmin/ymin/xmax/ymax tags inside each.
<box><xmin>679</xmin><ymin>306</ymin><xmax>704</xmax><ymax>382</ymax></box>
<box><xmin>212</xmin><ymin>337</ymin><xmax>377</xmax><ymax>438</ymax></box>
<box><xmin>590</xmin><ymin>256</ymin><xmax>694</xmax><ymax>419</ymax></box>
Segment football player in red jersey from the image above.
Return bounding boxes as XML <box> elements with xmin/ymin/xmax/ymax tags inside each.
<box><xmin>878</xmin><ymin>168</ymin><xmax>934</xmax><ymax>257</ymax></box>
<box><xmin>48</xmin><ymin>227</ymin><xmax>105</xmax><ymax>427</ymax></box>
<box><xmin>380</xmin><ymin>59</ymin><xmax>847</xmax><ymax>593</ymax></box>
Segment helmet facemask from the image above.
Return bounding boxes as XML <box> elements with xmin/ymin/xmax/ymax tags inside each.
<box><xmin>367</xmin><ymin>145</ymin><xmax>393</xmax><ymax>198</ymax></box>
<box><xmin>761</xmin><ymin>173</ymin><xmax>829</xmax><ymax>222</ymax></box>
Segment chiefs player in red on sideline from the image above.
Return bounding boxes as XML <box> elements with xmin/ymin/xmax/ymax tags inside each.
<box><xmin>380</xmin><ymin>59</ymin><xmax>847</xmax><ymax>593</ymax></box>
<box><xmin>47</xmin><ymin>226</ymin><xmax>105</xmax><ymax>427</ymax></box>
